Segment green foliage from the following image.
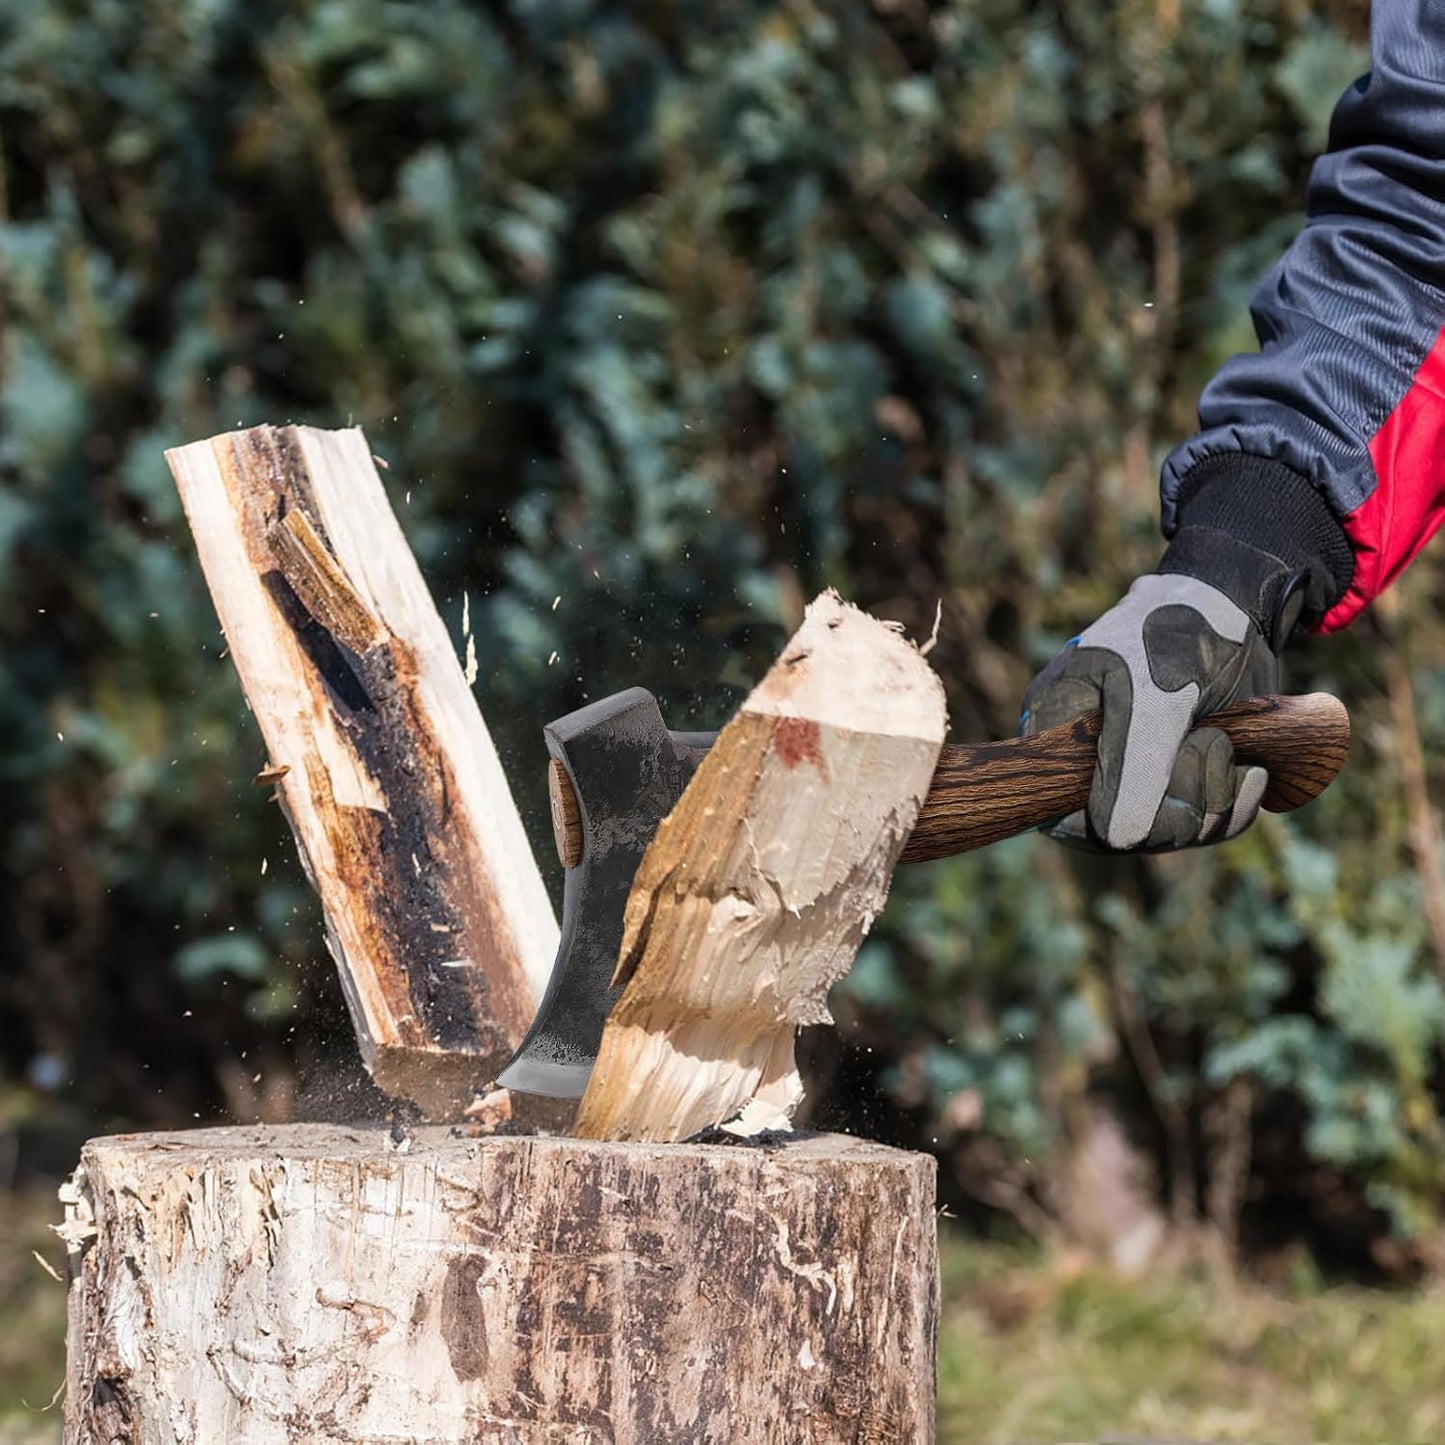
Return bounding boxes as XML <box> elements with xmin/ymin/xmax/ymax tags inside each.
<box><xmin>7</xmin><ymin>0</ymin><xmax>1443</xmax><ymax>1265</ymax></box>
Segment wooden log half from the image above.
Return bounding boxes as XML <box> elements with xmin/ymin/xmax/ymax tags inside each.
<box><xmin>62</xmin><ymin>1124</ymin><xmax>938</xmax><ymax>1443</ymax></box>
<box><xmin>575</xmin><ymin>591</ymin><xmax>947</xmax><ymax>1143</ymax></box>
<box><xmin>166</xmin><ymin>426</ymin><xmax>557</xmax><ymax>1117</ymax></box>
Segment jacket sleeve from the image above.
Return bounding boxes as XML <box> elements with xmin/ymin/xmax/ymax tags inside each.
<box><xmin>1161</xmin><ymin>0</ymin><xmax>1445</xmax><ymax>633</ymax></box>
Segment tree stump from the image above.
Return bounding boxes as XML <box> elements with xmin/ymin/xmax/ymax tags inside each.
<box><xmin>63</xmin><ymin>1124</ymin><xmax>937</xmax><ymax>1443</ymax></box>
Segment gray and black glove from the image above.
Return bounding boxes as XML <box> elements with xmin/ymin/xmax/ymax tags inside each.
<box><xmin>1020</xmin><ymin>466</ymin><xmax>1352</xmax><ymax>853</ymax></box>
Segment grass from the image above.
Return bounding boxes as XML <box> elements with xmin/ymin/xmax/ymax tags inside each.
<box><xmin>936</xmin><ymin>1231</ymin><xmax>1445</xmax><ymax>1443</ymax></box>
<box><xmin>4</xmin><ymin>1187</ymin><xmax>1445</xmax><ymax>1442</ymax></box>
<box><xmin>0</xmin><ymin>1189</ymin><xmax>66</xmax><ymax>1443</ymax></box>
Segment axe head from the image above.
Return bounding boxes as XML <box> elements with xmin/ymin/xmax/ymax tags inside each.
<box><xmin>496</xmin><ymin>688</ymin><xmax>712</xmax><ymax>1098</ymax></box>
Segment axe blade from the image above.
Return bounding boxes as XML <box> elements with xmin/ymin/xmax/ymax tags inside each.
<box><xmin>496</xmin><ymin>688</ymin><xmax>713</xmax><ymax>1097</ymax></box>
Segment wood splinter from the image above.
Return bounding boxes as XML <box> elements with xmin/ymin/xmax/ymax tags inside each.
<box><xmin>575</xmin><ymin>589</ymin><xmax>947</xmax><ymax>1143</ymax></box>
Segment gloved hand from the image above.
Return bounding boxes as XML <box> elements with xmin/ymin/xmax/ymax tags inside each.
<box><xmin>1021</xmin><ymin>526</ymin><xmax>1307</xmax><ymax>852</ymax></box>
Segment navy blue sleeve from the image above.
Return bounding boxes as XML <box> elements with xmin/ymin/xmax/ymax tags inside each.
<box><xmin>1161</xmin><ymin>0</ymin><xmax>1445</xmax><ymax>632</ymax></box>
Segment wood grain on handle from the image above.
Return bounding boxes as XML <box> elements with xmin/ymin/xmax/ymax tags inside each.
<box><xmin>898</xmin><ymin>692</ymin><xmax>1350</xmax><ymax>865</ymax></box>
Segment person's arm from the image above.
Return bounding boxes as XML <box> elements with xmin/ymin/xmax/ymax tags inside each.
<box><xmin>1024</xmin><ymin>0</ymin><xmax>1445</xmax><ymax>852</ymax></box>
<box><xmin>1164</xmin><ymin>0</ymin><xmax>1445</xmax><ymax>634</ymax></box>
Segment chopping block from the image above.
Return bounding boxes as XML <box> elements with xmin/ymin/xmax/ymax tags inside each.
<box><xmin>62</xmin><ymin>1124</ymin><xmax>937</xmax><ymax>1443</ymax></box>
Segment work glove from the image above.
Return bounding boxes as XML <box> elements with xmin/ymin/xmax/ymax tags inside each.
<box><xmin>1020</xmin><ymin>525</ymin><xmax>1309</xmax><ymax>852</ymax></box>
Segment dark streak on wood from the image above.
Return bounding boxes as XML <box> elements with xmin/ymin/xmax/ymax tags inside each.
<box><xmin>343</xmin><ymin>638</ymin><xmax>529</xmax><ymax>1056</ymax></box>
<box><xmin>211</xmin><ymin>425</ymin><xmax>537</xmax><ymax>1092</ymax></box>
<box><xmin>440</xmin><ymin>1255</ymin><xmax>489</xmax><ymax>1382</ymax></box>
<box><xmin>261</xmin><ymin>569</ymin><xmax>375</xmax><ymax>715</ymax></box>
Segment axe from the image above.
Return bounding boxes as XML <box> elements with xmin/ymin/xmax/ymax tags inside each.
<box><xmin>496</xmin><ymin>687</ymin><xmax>1349</xmax><ymax>1098</ymax></box>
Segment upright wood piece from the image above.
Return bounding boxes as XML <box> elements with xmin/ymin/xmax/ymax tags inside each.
<box><xmin>63</xmin><ymin>1124</ymin><xmax>938</xmax><ymax>1443</ymax></box>
<box><xmin>575</xmin><ymin>590</ymin><xmax>947</xmax><ymax>1142</ymax></box>
<box><xmin>166</xmin><ymin>426</ymin><xmax>557</xmax><ymax>1117</ymax></box>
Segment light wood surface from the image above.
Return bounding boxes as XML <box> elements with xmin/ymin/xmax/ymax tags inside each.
<box><xmin>166</xmin><ymin>425</ymin><xmax>557</xmax><ymax>1117</ymax></box>
<box><xmin>574</xmin><ymin>591</ymin><xmax>946</xmax><ymax>1142</ymax></box>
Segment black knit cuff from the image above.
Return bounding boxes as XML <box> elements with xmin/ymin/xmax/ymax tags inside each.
<box><xmin>1165</xmin><ymin>454</ymin><xmax>1355</xmax><ymax>632</ymax></box>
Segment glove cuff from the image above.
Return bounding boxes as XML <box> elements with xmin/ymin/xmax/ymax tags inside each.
<box><xmin>1157</xmin><ymin>526</ymin><xmax>1307</xmax><ymax>652</ymax></box>
<box><xmin>1164</xmin><ymin>454</ymin><xmax>1355</xmax><ymax>636</ymax></box>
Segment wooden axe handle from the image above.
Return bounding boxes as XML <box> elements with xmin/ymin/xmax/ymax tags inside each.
<box><xmin>898</xmin><ymin>692</ymin><xmax>1350</xmax><ymax>864</ymax></box>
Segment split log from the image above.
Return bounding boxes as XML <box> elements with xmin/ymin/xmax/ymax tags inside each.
<box><xmin>575</xmin><ymin>591</ymin><xmax>947</xmax><ymax>1142</ymax></box>
<box><xmin>62</xmin><ymin>1123</ymin><xmax>937</xmax><ymax>1443</ymax></box>
<box><xmin>166</xmin><ymin>426</ymin><xmax>557</xmax><ymax>1118</ymax></box>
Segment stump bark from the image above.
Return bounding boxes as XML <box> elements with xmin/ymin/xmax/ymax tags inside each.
<box><xmin>62</xmin><ymin>1124</ymin><xmax>937</xmax><ymax>1443</ymax></box>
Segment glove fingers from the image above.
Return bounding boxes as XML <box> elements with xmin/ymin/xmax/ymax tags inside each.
<box><xmin>1041</xmin><ymin>723</ymin><xmax>1269</xmax><ymax>852</ymax></box>
<box><xmin>1214</xmin><ymin>764</ymin><xmax>1268</xmax><ymax>843</ymax></box>
<box><xmin>1028</xmin><ymin>653</ymin><xmax>1202</xmax><ymax>850</ymax></box>
<box><xmin>1022</xmin><ymin>567</ymin><xmax>1281</xmax><ymax>856</ymax></box>
<box><xmin>1020</xmin><ymin>650</ymin><xmax>1099</xmax><ymax>737</ymax></box>
<box><xmin>1138</xmin><ymin>727</ymin><xmax>1228</xmax><ymax>850</ymax></box>
<box><xmin>1141</xmin><ymin>730</ymin><xmax>1267</xmax><ymax>851</ymax></box>
<box><xmin>1091</xmin><ymin>662</ymin><xmax>1196</xmax><ymax>850</ymax></box>
<box><xmin>1043</xmin><ymin>808</ymin><xmax>1093</xmax><ymax>849</ymax></box>
<box><xmin>1193</xmin><ymin>724</ymin><xmax>1241</xmax><ymax>827</ymax></box>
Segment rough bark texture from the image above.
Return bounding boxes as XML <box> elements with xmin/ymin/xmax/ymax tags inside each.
<box><xmin>166</xmin><ymin>426</ymin><xmax>557</xmax><ymax>1117</ymax></box>
<box><xmin>62</xmin><ymin>1124</ymin><xmax>937</xmax><ymax>1443</ymax></box>
<box><xmin>574</xmin><ymin>591</ymin><xmax>946</xmax><ymax>1143</ymax></box>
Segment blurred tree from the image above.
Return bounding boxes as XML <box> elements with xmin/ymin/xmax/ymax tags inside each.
<box><xmin>6</xmin><ymin>0</ymin><xmax>1442</xmax><ymax>1272</ymax></box>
